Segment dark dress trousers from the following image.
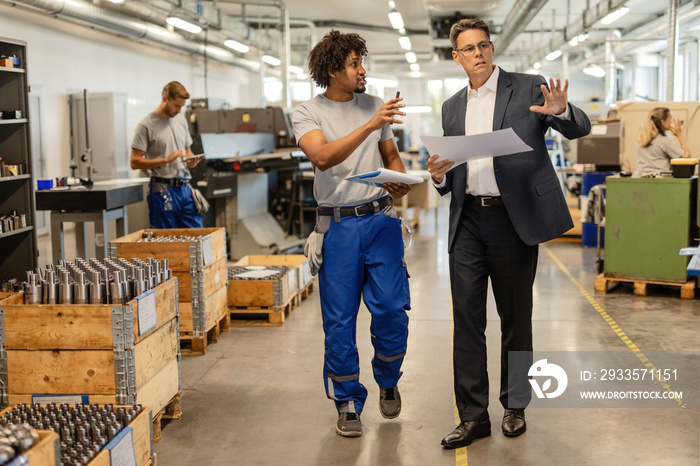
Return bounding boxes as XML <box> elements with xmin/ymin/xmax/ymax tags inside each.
<box><xmin>437</xmin><ymin>69</ymin><xmax>591</xmax><ymax>422</ymax></box>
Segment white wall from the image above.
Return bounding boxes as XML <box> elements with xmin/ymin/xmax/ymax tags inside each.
<box><xmin>0</xmin><ymin>5</ymin><xmax>262</xmax><ymax>180</ymax></box>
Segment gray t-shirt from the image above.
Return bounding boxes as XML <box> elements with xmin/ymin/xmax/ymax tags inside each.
<box><xmin>292</xmin><ymin>93</ymin><xmax>393</xmax><ymax>207</ymax></box>
<box><xmin>131</xmin><ymin>112</ymin><xmax>193</xmax><ymax>179</ymax></box>
<box><xmin>635</xmin><ymin>134</ymin><xmax>684</xmax><ymax>176</ymax></box>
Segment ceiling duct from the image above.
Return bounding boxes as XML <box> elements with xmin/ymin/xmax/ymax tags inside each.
<box><xmin>491</xmin><ymin>0</ymin><xmax>549</xmax><ymax>54</ymax></box>
<box><xmin>0</xmin><ymin>0</ymin><xmax>275</xmax><ymax>71</ymax></box>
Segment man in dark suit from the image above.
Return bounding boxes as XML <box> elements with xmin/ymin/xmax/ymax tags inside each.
<box><xmin>427</xmin><ymin>18</ymin><xmax>591</xmax><ymax>449</ymax></box>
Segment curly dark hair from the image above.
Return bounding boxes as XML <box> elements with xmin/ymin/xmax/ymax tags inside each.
<box><xmin>307</xmin><ymin>30</ymin><xmax>368</xmax><ymax>89</ymax></box>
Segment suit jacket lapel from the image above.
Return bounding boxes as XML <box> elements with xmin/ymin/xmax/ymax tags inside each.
<box><xmin>454</xmin><ymin>87</ymin><xmax>467</xmax><ymax>135</ymax></box>
<box><xmin>493</xmin><ymin>69</ymin><xmax>513</xmax><ymax>131</ymax></box>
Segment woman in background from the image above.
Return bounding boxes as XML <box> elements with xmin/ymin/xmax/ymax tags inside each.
<box><xmin>635</xmin><ymin>107</ymin><xmax>691</xmax><ymax>176</ymax></box>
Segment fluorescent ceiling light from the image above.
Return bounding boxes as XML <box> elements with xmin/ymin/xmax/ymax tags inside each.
<box><xmin>526</xmin><ymin>69</ymin><xmax>539</xmax><ymax>75</ymax></box>
<box><xmin>577</xmin><ymin>33</ymin><xmax>589</xmax><ymax>43</ymax></box>
<box><xmin>388</xmin><ymin>11</ymin><xmax>404</xmax><ymax>30</ymax></box>
<box><xmin>545</xmin><ymin>49</ymin><xmax>563</xmax><ymax>61</ymax></box>
<box><xmin>262</xmin><ymin>55</ymin><xmax>281</xmax><ymax>66</ymax></box>
<box><xmin>388</xmin><ymin>0</ymin><xmax>396</xmax><ymax>8</ymax></box>
<box><xmin>533</xmin><ymin>62</ymin><xmax>541</xmax><ymax>69</ymax></box>
<box><xmin>601</xmin><ymin>6</ymin><xmax>629</xmax><ymax>25</ymax></box>
<box><xmin>106</xmin><ymin>0</ymin><xmax>125</xmax><ymax>4</ymax></box>
<box><xmin>404</xmin><ymin>106</ymin><xmax>432</xmax><ymax>113</ymax></box>
<box><xmin>224</xmin><ymin>39</ymin><xmax>250</xmax><ymax>53</ymax></box>
<box><xmin>165</xmin><ymin>17</ymin><xmax>202</xmax><ymax>34</ymax></box>
<box><xmin>410</xmin><ymin>63</ymin><xmax>420</xmax><ymax>72</ymax></box>
<box><xmin>366</xmin><ymin>77</ymin><xmax>398</xmax><ymax>87</ymax></box>
<box><xmin>405</xmin><ymin>52</ymin><xmax>417</xmax><ymax>63</ymax></box>
<box><xmin>583</xmin><ymin>65</ymin><xmax>606</xmax><ymax>78</ymax></box>
<box><xmin>568</xmin><ymin>36</ymin><xmax>579</xmax><ymax>47</ymax></box>
<box><xmin>410</xmin><ymin>71</ymin><xmax>422</xmax><ymax>78</ymax></box>
<box><xmin>398</xmin><ymin>36</ymin><xmax>412</xmax><ymax>50</ymax></box>
<box><xmin>205</xmin><ymin>46</ymin><xmax>233</xmax><ymax>60</ymax></box>
<box><xmin>289</xmin><ymin>65</ymin><xmax>305</xmax><ymax>75</ymax></box>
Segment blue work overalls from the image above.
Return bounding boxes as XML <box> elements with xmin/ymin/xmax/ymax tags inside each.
<box><xmin>318</xmin><ymin>201</ymin><xmax>410</xmax><ymax>414</ymax></box>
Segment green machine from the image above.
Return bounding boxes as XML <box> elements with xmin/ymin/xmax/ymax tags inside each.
<box><xmin>604</xmin><ymin>177</ymin><xmax>698</xmax><ymax>282</ymax></box>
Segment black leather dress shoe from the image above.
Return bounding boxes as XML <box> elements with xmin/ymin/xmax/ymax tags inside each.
<box><xmin>502</xmin><ymin>409</ymin><xmax>526</xmax><ymax>437</ymax></box>
<box><xmin>440</xmin><ymin>419</ymin><xmax>491</xmax><ymax>449</ymax></box>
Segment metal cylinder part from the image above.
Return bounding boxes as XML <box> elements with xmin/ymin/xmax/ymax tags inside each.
<box><xmin>74</xmin><ymin>272</ymin><xmax>89</xmax><ymax>305</ymax></box>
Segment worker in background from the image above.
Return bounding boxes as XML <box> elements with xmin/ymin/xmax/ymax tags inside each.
<box><xmin>130</xmin><ymin>81</ymin><xmax>204</xmax><ymax>228</ymax></box>
<box><xmin>635</xmin><ymin>106</ymin><xmax>691</xmax><ymax>176</ymax></box>
<box><xmin>292</xmin><ymin>30</ymin><xmax>411</xmax><ymax>438</ymax></box>
<box><xmin>427</xmin><ymin>18</ymin><xmax>591</xmax><ymax>449</ymax></box>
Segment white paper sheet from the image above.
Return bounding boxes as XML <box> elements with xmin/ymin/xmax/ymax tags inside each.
<box><xmin>236</xmin><ymin>269</ymin><xmax>281</xmax><ymax>279</ymax></box>
<box><xmin>346</xmin><ymin>168</ymin><xmax>425</xmax><ymax>186</ymax></box>
<box><xmin>419</xmin><ymin>128</ymin><xmax>533</xmax><ymax>168</ymax></box>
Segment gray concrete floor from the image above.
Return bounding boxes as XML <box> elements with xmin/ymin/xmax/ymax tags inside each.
<box><xmin>37</xmin><ymin>201</ymin><xmax>700</xmax><ymax>465</ymax></box>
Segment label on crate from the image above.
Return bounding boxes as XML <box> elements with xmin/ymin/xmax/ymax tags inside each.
<box><xmin>32</xmin><ymin>394</ymin><xmax>90</xmax><ymax>405</ymax></box>
<box><xmin>137</xmin><ymin>289</ymin><xmax>158</xmax><ymax>335</ymax></box>
<box><xmin>202</xmin><ymin>235</ymin><xmax>214</xmax><ymax>266</ymax></box>
<box><xmin>106</xmin><ymin>426</ymin><xmax>137</xmax><ymax>466</ymax></box>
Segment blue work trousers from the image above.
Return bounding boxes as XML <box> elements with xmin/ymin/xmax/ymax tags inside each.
<box><xmin>147</xmin><ymin>181</ymin><xmax>203</xmax><ymax>229</ymax></box>
<box><xmin>319</xmin><ymin>209</ymin><xmax>410</xmax><ymax>414</ymax></box>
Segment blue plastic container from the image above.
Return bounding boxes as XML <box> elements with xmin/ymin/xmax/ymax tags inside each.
<box><xmin>581</xmin><ymin>222</ymin><xmax>604</xmax><ymax>248</ymax></box>
<box><xmin>581</xmin><ymin>172</ymin><xmax>613</xmax><ymax>197</ymax></box>
<box><xmin>37</xmin><ymin>179</ymin><xmax>53</xmax><ymax>190</ymax></box>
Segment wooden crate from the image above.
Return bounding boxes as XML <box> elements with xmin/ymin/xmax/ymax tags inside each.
<box><xmin>180</xmin><ymin>286</ymin><xmax>230</xmax><ymax>355</ymax></box>
<box><xmin>236</xmin><ymin>254</ymin><xmax>313</xmax><ymax>296</ymax></box>
<box><xmin>228</xmin><ymin>256</ymin><xmax>297</xmax><ymax>309</ymax></box>
<box><xmin>0</xmin><ymin>291</ymin><xmax>23</xmax><ymax>304</ymax></box>
<box><xmin>110</xmin><ymin>227</ymin><xmax>228</xmax><ymax>347</ymax></box>
<box><xmin>2</xmin><ymin>406</ymin><xmax>153</xmax><ymax>465</ymax></box>
<box><xmin>24</xmin><ymin>430</ymin><xmax>60</xmax><ymax>465</ymax></box>
<box><xmin>0</xmin><ymin>278</ymin><xmax>180</xmax><ymax>418</ymax></box>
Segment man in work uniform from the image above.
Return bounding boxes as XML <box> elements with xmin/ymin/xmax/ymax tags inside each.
<box><xmin>130</xmin><ymin>81</ymin><xmax>204</xmax><ymax>228</ymax></box>
<box><xmin>292</xmin><ymin>30</ymin><xmax>412</xmax><ymax>437</ymax></box>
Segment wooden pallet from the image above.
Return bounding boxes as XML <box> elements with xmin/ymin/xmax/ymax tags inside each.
<box><xmin>299</xmin><ymin>279</ymin><xmax>316</xmax><ymax>300</ymax></box>
<box><xmin>594</xmin><ymin>274</ymin><xmax>696</xmax><ymax>299</ymax></box>
<box><xmin>229</xmin><ymin>294</ymin><xmax>296</xmax><ymax>327</ymax></box>
<box><xmin>152</xmin><ymin>394</ymin><xmax>182</xmax><ymax>443</ymax></box>
<box><xmin>180</xmin><ymin>311</ymin><xmax>231</xmax><ymax>356</ymax></box>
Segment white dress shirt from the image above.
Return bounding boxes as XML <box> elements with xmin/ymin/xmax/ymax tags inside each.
<box><xmin>465</xmin><ymin>66</ymin><xmax>501</xmax><ymax>196</ymax></box>
<box><xmin>432</xmin><ymin>66</ymin><xmax>572</xmax><ymax>193</ymax></box>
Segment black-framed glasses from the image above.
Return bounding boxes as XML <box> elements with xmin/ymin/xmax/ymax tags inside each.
<box><xmin>454</xmin><ymin>41</ymin><xmax>492</xmax><ymax>54</ymax></box>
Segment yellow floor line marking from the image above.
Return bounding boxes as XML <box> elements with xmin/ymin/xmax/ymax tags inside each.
<box><xmin>544</xmin><ymin>246</ymin><xmax>686</xmax><ymax>408</ymax></box>
<box><xmin>450</xmin><ymin>300</ymin><xmax>469</xmax><ymax>465</ymax></box>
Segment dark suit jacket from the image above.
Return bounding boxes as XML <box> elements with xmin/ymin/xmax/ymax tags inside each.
<box><xmin>437</xmin><ymin>69</ymin><xmax>591</xmax><ymax>251</ymax></box>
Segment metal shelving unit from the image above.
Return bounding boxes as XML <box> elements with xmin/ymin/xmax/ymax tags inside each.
<box><xmin>0</xmin><ymin>36</ymin><xmax>37</xmax><ymax>281</ymax></box>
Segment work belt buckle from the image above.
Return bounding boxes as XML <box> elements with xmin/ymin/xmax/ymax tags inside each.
<box><xmin>354</xmin><ymin>205</ymin><xmax>367</xmax><ymax>216</ymax></box>
<box><xmin>481</xmin><ymin>197</ymin><xmax>493</xmax><ymax>207</ymax></box>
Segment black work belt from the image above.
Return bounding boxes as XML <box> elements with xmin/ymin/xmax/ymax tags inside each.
<box><xmin>317</xmin><ymin>197</ymin><xmax>392</xmax><ymax>217</ymax></box>
<box><xmin>467</xmin><ymin>194</ymin><xmax>504</xmax><ymax>207</ymax></box>
<box><xmin>151</xmin><ymin>176</ymin><xmax>190</xmax><ymax>187</ymax></box>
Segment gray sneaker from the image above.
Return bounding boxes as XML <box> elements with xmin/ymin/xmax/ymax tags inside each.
<box><xmin>379</xmin><ymin>386</ymin><xmax>401</xmax><ymax>419</ymax></box>
<box><xmin>336</xmin><ymin>412</ymin><xmax>362</xmax><ymax>437</ymax></box>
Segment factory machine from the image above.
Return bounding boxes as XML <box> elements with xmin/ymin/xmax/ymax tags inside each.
<box><xmin>186</xmin><ymin>105</ymin><xmax>308</xmax><ymax>259</ymax></box>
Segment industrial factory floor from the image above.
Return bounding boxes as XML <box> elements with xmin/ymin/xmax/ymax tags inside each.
<box><xmin>37</xmin><ymin>201</ymin><xmax>700</xmax><ymax>465</ymax></box>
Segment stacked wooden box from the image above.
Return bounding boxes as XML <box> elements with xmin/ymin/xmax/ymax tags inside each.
<box><xmin>228</xmin><ymin>255</ymin><xmax>315</xmax><ymax>326</ymax></box>
<box><xmin>2</xmin><ymin>405</ymin><xmax>154</xmax><ymax>465</ymax></box>
<box><xmin>110</xmin><ymin>227</ymin><xmax>228</xmax><ymax>355</ymax></box>
<box><xmin>0</xmin><ymin>279</ymin><xmax>180</xmax><ymax>439</ymax></box>
<box><xmin>22</xmin><ymin>430</ymin><xmax>60</xmax><ymax>465</ymax></box>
